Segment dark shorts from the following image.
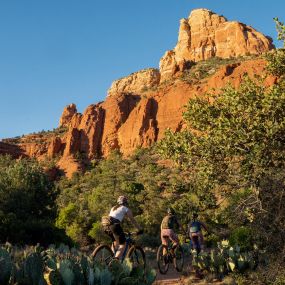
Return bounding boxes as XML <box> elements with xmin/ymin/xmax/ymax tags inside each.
<box><xmin>105</xmin><ymin>223</ymin><xmax>126</xmax><ymax>245</ymax></box>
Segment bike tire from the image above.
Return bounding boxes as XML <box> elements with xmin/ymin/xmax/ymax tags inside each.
<box><xmin>157</xmin><ymin>244</ymin><xmax>169</xmax><ymax>274</ymax></box>
<box><xmin>173</xmin><ymin>245</ymin><xmax>184</xmax><ymax>272</ymax></box>
<box><xmin>126</xmin><ymin>245</ymin><xmax>146</xmax><ymax>269</ymax></box>
<box><xmin>92</xmin><ymin>244</ymin><xmax>114</xmax><ymax>266</ymax></box>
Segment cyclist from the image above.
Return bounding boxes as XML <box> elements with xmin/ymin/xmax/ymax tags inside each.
<box><xmin>188</xmin><ymin>213</ymin><xmax>209</xmax><ymax>250</ymax></box>
<box><xmin>160</xmin><ymin>207</ymin><xmax>182</xmax><ymax>250</ymax></box>
<box><xmin>102</xmin><ymin>195</ymin><xmax>143</xmax><ymax>259</ymax></box>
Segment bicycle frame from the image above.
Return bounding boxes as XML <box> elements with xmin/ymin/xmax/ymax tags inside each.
<box><xmin>112</xmin><ymin>233</ymin><xmax>133</xmax><ymax>261</ymax></box>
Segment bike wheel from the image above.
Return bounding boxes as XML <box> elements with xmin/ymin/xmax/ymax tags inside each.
<box><xmin>92</xmin><ymin>244</ymin><xmax>114</xmax><ymax>266</ymax></box>
<box><xmin>157</xmin><ymin>244</ymin><xmax>169</xmax><ymax>274</ymax></box>
<box><xmin>173</xmin><ymin>245</ymin><xmax>184</xmax><ymax>272</ymax></box>
<box><xmin>126</xmin><ymin>245</ymin><xmax>146</xmax><ymax>269</ymax></box>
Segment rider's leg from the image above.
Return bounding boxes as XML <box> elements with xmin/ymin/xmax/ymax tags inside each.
<box><xmin>112</xmin><ymin>223</ymin><xmax>126</xmax><ymax>259</ymax></box>
<box><xmin>168</xmin><ymin>230</ymin><xmax>179</xmax><ymax>256</ymax></box>
<box><xmin>169</xmin><ymin>229</ymin><xmax>179</xmax><ymax>247</ymax></box>
<box><xmin>105</xmin><ymin>227</ymin><xmax>117</xmax><ymax>254</ymax></box>
<box><xmin>115</xmin><ymin>243</ymin><xmax>126</xmax><ymax>259</ymax></box>
<box><xmin>191</xmin><ymin>232</ymin><xmax>200</xmax><ymax>251</ymax></box>
<box><xmin>161</xmin><ymin>229</ymin><xmax>169</xmax><ymax>255</ymax></box>
<box><xmin>111</xmin><ymin>240</ymin><xmax>119</xmax><ymax>253</ymax></box>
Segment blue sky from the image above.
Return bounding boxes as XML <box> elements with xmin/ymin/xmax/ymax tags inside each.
<box><xmin>0</xmin><ymin>0</ymin><xmax>284</xmax><ymax>139</ymax></box>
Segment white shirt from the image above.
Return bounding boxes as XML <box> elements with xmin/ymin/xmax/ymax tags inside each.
<box><xmin>109</xmin><ymin>205</ymin><xmax>129</xmax><ymax>222</ymax></box>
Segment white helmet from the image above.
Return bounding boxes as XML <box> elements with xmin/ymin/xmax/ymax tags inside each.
<box><xmin>117</xmin><ymin>195</ymin><xmax>128</xmax><ymax>205</ymax></box>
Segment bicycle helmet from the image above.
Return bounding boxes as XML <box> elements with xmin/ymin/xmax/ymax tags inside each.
<box><xmin>167</xmin><ymin>207</ymin><xmax>175</xmax><ymax>215</ymax></box>
<box><xmin>117</xmin><ymin>195</ymin><xmax>128</xmax><ymax>205</ymax></box>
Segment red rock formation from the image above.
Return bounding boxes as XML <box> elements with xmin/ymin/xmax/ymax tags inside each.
<box><xmin>59</xmin><ymin>103</ymin><xmax>77</xmax><ymax>127</ymax></box>
<box><xmin>77</xmin><ymin>104</ymin><xmax>105</xmax><ymax>157</ymax></box>
<box><xmin>159</xmin><ymin>9</ymin><xmax>274</xmax><ymax>81</ymax></box>
<box><xmin>47</xmin><ymin>137</ymin><xmax>63</xmax><ymax>157</ymax></box>
<box><xmin>118</xmin><ymin>97</ymin><xmax>158</xmax><ymax>155</ymax></box>
<box><xmin>1</xmin><ymin>9</ymin><xmax>277</xmax><ymax>177</ymax></box>
<box><xmin>100</xmin><ymin>93</ymin><xmax>141</xmax><ymax>156</ymax></box>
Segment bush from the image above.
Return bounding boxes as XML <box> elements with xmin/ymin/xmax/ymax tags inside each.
<box><xmin>229</xmin><ymin>227</ymin><xmax>253</xmax><ymax>251</ymax></box>
<box><xmin>0</xmin><ymin>155</ymin><xmax>63</xmax><ymax>245</ymax></box>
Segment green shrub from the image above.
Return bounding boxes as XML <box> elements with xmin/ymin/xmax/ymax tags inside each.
<box><xmin>229</xmin><ymin>227</ymin><xmax>253</xmax><ymax>251</ymax></box>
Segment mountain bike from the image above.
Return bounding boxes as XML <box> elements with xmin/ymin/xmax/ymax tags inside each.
<box><xmin>188</xmin><ymin>232</ymin><xmax>209</xmax><ymax>279</ymax></box>
<box><xmin>92</xmin><ymin>232</ymin><xmax>145</xmax><ymax>268</ymax></box>
<box><xmin>156</xmin><ymin>236</ymin><xmax>184</xmax><ymax>274</ymax></box>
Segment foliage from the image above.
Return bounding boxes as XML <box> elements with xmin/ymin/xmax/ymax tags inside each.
<box><xmin>55</xmin><ymin>149</ymin><xmax>190</xmax><ymax>246</ymax></box>
<box><xmin>0</xmin><ymin>155</ymin><xmax>67</xmax><ymax>245</ymax></box>
<box><xmin>0</xmin><ymin>244</ymin><xmax>156</xmax><ymax>285</ymax></box>
<box><xmin>229</xmin><ymin>227</ymin><xmax>253</xmax><ymax>252</ymax></box>
<box><xmin>265</xmin><ymin>18</ymin><xmax>285</xmax><ymax>78</ymax></box>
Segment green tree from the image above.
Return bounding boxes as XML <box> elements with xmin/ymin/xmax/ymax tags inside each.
<box><xmin>55</xmin><ymin>149</ymin><xmax>187</xmax><ymax>246</ymax></box>
<box><xmin>0</xmin><ymin>155</ymin><xmax>61</xmax><ymax>244</ymax></box>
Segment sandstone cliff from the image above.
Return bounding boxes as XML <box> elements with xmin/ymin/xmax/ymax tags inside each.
<box><xmin>0</xmin><ymin>9</ymin><xmax>276</xmax><ymax>177</ymax></box>
<box><xmin>159</xmin><ymin>8</ymin><xmax>274</xmax><ymax>81</ymax></box>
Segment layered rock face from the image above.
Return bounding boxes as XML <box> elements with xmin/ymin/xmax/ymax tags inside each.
<box><xmin>159</xmin><ymin>9</ymin><xmax>274</xmax><ymax>81</ymax></box>
<box><xmin>107</xmin><ymin>68</ymin><xmax>160</xmax><ymax>97</ymax></box>
<box><xmin>1</xmin><ymin>9</ymin><xmax>276</xmax><ymax>177</ymax></box>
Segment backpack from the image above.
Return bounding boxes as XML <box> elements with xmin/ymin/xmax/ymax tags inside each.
<box><xmin>101</xmin><ymin>216</ymin><xmax>111</xmax><ymax>227</ymax></box>
<box><xmin>189</xmin><ymin>221</ymin><xmax>201</xmax><ymax>233</ymax></box>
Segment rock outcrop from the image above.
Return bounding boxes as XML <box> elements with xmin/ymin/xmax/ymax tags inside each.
<box><xmin>107</xmin><ymin>68</ymin><xmax>160</xmax><ymax>97</ymax></box>
<box><xmin>159</xmin><ymin>9</ymin><xmax>274</xmax><ymax>81</ymax></box>
<box><xmin>59</xmin><ymin>103</ymin><xmax>77</xmax><ymax>127</ymax></box>
<box><xmin>2</xmin><ymin>9</ymin><xmax>277</xmax><ymax>177</ymax></box>
<box><xmin>61</xmin><ymin>104</ymin><xmax>105</xmax><ymax>158</ymax></box>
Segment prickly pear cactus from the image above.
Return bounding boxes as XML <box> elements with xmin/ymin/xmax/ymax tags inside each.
<box><xmin>87</xmin><ymin>268</ymin><xmax>95</xmax><ymax>285</ymax></box>
<box><xmin>145</xmin><ymin>268</ymin><xmax>156</xmax><ymax>285</ymax></box>
<box><xmin>59</xmin><ymin>259</ymin><xmax>75</xmax><ymax>285</ymax></box>
<box><xmin>24</xmin><ymin>252</ymin><xmax>45</xmax><ymax>285</ymax></box>
<box><xmin>47</xmin><ymin>270</ymin><xmax>63</xmax><ymax>285</ymax></box>
<box><xmin>0</xmin><ymin>248</ymin><xmax>12</xmax><ymax>285</ymax></box>
<box><xmin>99</xmin><ymin>268</ymin><xmax>112</xmax><ymax>285</ymax></box>
<box><xmin>80</xmin><ymin>255</ymin><xmax>89</xmax><ymax>280</ymax></box>
<box><xmin>73</xmin><ymin>262</ymin><xmax>85</xmax><ymax>284</ymax></box>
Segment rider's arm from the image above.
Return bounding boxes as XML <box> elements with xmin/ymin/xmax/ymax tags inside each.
<box><xmin>126</xmin><ymin>209</ymin><xmax>142</xmax><ymax>231</ymax></box>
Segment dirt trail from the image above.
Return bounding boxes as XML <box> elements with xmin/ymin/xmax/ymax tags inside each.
<box><xmin>153</xmin><ymin>262</ymin><xmax>224</xmax><ymax>285</ymax></box>
<box><xmin>153</xmin><ymin>257</ymin><xmax>192</xmax><ymax>285</ymax></box>
<box><xmin>154</xmin><ymin>264</ymin><xmax>182</xmax><ymax>285</ymax></box>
